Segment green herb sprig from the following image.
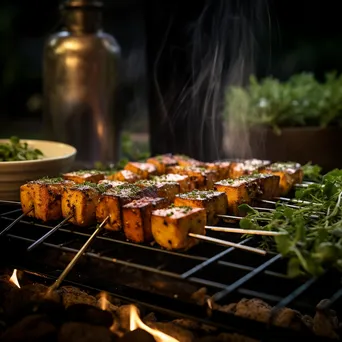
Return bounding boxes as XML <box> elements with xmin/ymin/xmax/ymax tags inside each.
<box><xmin>239</xmin><ymin>168</ymin><xmax>342</xmax><ymax>277</ymax></box>
<box><xmin>0</xmin><ymin>136</ymin><xmax>44</xmax><ymax>161</ymax></box>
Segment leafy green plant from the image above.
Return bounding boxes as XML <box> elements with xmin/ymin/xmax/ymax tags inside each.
<box><xmin>224</xmin><ymin>72</ymin><xmax>342</xmax><ymax>133</ymax></box>
<box><xmin>239</xmin><ymin>168</ymin><xmax>342</xmax><ymax>277</ymax></box>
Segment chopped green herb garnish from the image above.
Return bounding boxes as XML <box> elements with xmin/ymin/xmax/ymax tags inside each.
<box><xmin>0</xmin><ymin>136</ymin><xmax>44</xmax><ymax>161</ymax></box>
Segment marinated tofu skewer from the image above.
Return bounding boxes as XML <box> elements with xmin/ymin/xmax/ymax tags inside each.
<box><xmin>150</xmin><ymin>207</ymin><xmax>267</xmax><ymax>255</ymax></box>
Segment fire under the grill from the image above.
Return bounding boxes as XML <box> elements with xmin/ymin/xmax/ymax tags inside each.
<box><xmin>0</xmin><ymin>191</ymin><xmax>341</xmax><ymax>341</ymax></box>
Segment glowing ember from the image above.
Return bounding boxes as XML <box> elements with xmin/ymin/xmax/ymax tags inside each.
<box><xmin>129</xmin><ymin>305</ymin><xmax>179</xmax><ymax>342</ymax></box>
<box><xmin>9</xmin><ymin>269</ymin><xmax>20</xmax><ymax>288</ymax></box>
<box><xmin>98</xmin><ymin>291</ymin><xmax>109</xmax><ymax>311</ymax></box>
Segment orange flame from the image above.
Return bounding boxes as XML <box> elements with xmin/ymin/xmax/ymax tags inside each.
<box><xmin>129</xmin><ymin>305</ymin><xmax>179</xmax><ymax>342</ymax></box>
<box><xmin>98</xmin><ymin>291</ymin><xmax>109</xmax><ymax>311</ymax></box>
<box><xmin>9</xmin><ymin>269</ymin><xmax>20</xmax><ymax>288</ymax></box>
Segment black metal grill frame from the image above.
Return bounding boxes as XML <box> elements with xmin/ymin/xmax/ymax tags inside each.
<box><xmin>0</xmin><ymin>200</ymin><xmax>341</xmax><ymax>341</ymax></box>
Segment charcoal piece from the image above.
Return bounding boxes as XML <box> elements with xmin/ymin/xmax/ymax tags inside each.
<box><xmin>58</xmin><ymin>286</ymin><xmax>98</xmax><ymax>308</ymax></box>
<box><xmin>0</xmin><ymin>314</ymin><xmax>57</xmax><ymax>342</ymax></box>
<box><xmin>118</xmin><ymin>329</ymin><xmax>156</xmax><ymax>342</ymax></box>
<box><xmin>0</xmin><ymin>279</ymin><xmax>20</xmax><ymax>307</ymax></box>
<box><xmin>143</xmin><ymin>312</ymin><xmax>157</xmax><ymax>324</ymax></box>
<box><xmin>172</xmin><ymin>318</ymin><xmax>217</xmax><ymax>334</ymax></box>
<box><xmin>313</xmin><ymin>299</ymin><xmax>340</xmax><ymax>339</ymax></box>
<box><xmin>234</xmin><ymin>298</ymin><xmax>271</xmax><ymax>323</ymax></box>
<box><xmin>147</xmin><ymin>322</ymin><xmax>194</xmax><ymax>342</ymax></box>
<box><xmin>3</xmin><ymin>284</ymin><xmax>63</xmax><ymax>325</ymax></box>
<box><xmin>66</xmin><ymin>303</ymin><xmax>115</xmax><ymax>328</ymax></box>
<box><xmin>58</xmin><ymin>322</ymin><xmax>115</xmax><ymax>342</ymax></box>
<box><xmin>216</xmin><ymin>332</ymin><xmax>259</xmax><ymax>341</ymax></box>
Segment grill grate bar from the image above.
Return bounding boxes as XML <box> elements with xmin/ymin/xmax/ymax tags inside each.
<box><xmin>0</xmin><ymin>208</ymin><xmax>22</xmax><ymax>217</ymax></box>
<box><xmin>211</xmin><ymin>254</ymin><xmax>282</xmax><ymax>302</ymax></box>
<box><xmin>1</xmin><ymin>215</ymin><xmax>209</xmax><ymax>261</ymax></box>
<box><xmin>272</xmin><ymin>276</ymin><xmax>318</xmax><ymax>310</ymax></box>
<box><xmin>328</xmin><ymin>287</ymin><xmax>342</xmax><ymax>307</ymax></box>
<box><xmin>238</xmin><ymin>288</ymin><xmax>283</xmax><ymax>303</ymax></box>
<box><xmin>181</xmin><ymin>238</ymin><xmax>253</xmax><ymax>279</ymax></box>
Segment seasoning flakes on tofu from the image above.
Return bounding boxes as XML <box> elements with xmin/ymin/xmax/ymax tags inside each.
<box><xmin>123</xmin><ymin>197</ymin><xmax>169</xmax><ymax>243</ymax></box>
<box><xmin>124</xmin><ymin>162</ymin><xmax>157</xmax><ymax>179</ymax></box>
<box><xmin>156</xmin><ymin>174</ymin><xmax>194</xmax><ymax>193</ymax></box>
<box><xmin>229</xmin><ymin>159</ymin><xmax>271</xmax><ymax>179</ymax></box>
<box><xmin>98</xmin><ymin>179</ymin><xmax>127</xmax><ymax>187</ymax></box>
<box><xmin>214</xmin><ymin>178</ymin><xmax>260</xmax><ymax>215</ymax></box>
<box><xmin>63</xmin><ymin>170</ymin><xmax>105</xmax><ymax>184</ymax></box>
<box><xmin>261</xmin><ymin>162</ymin><xmax>303</xmax><ymax>195</ymax></box>
<box><xmin>61</xmin><ymin>183</ymin><xmax>108</xmax><ymax>227</ymax></box>
<box><xmin>96</xmin><ymin>184</ymin><xmax>152</xmax><ymax>231</ymax></box>
<box><xmin>151</xmin><ymin>206</ymin><xmax>206</xmax><ymax>250</ymax></box>
<box><xmin>20</xmin><ymin>177</ymin><xmax>75</xmax><ymax>222</ymax></box>
<box><xmin>135</xmin><ymin>179</ymin><xmax>180</xmax><ymax>202</ymax></box>
<box><xmin>106</xmin><ymin>169</ymin><xmax>141</xmax><ymax>183</ymax></box>
<box><xmin>147</xmin><ymin>154</ymin><xmax>178</xmax><ymax>174</ymax></box>
<box><xmin>174</xmin><ymin>190</ymin><xmax>228</xmax><ymax>225</ymax></box>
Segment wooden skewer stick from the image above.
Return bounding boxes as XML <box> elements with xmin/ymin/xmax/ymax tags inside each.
<box><xmin>188</xmin><ymin>233</ymin><xmax>266</xmax><ymax>255</ymax></box>
<box><xmin>259</xmin><ymin>199</ymin><xmax>301</xmax><ymax>209</ymax></box>
<box><xmin>217</xmin><ymin>214</ymin><xmax>271</xmax><ymax>221</ymax></box>
<box><xmin>0</xmin><ymin>200</ymin><xmax>21</xmax><ymax>205</ymax></box>
<box><xmin>205</xmin><ymin>225</ymin><xmax>287</xmax><ymax>236</ymax></box>
<box><xmin>48</xmin><ymin>216</ymin><xmax>110</xmax><ymax>292</ymax></box>
<box><xmin>27</xmin><ymin>214</ymin><xmax>74</xmax><ymax>252</ymax></box>
<box><xmin>251</xmin><ymin>206</ymin><xmax>275</xmax><ymax>212</ymax></box>
<box><xmin>0</xmin><ymin>208</ymin><xmax>33</xmax><ymax>237</ymax></box>
<box><xmin>274</xmin><ymin>196</ymin><xmax>320</xmax><ymax>206</ymax></box>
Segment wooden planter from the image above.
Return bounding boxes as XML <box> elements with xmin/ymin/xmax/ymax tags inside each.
<box><xmin>224</xmin><ymin>126</ymin><xmax>342</xmax><ymax>173</ymax></box>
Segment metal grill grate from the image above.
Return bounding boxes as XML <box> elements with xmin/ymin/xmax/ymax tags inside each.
<box><xmin>0</xmin><ymin>200</ymin><xmax>341</xmax><ymax>341</ymax></box>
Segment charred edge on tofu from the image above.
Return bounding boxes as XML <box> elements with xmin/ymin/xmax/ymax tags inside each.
<box><xmin>177</xmin><ymin>189</ymin><xmax>221</xmax><ymax>200</ymax></box>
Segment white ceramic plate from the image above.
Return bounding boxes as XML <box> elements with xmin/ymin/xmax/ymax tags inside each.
<box><xmin>0</xmin><ymin>139</ymin><xmax>77</xmax><ymax>200</ymax></box>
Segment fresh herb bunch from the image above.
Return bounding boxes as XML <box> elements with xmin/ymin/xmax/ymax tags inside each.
<box><xmin>225</xmin><ymin>72</ymin><xmax>342</xmax><ymax>134</ymax></box>
<box><xmin>0</xmin><ymin>136</ymin><xmax>44</xmax><ymax>161</ymax></box>
<box><xmin>239</xmin><ymin>168</ymin><xmax>342</xmax><ymax>277</ymax></box>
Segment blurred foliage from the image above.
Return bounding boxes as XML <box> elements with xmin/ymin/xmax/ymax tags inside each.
<box><xmin>224</xmin><ymin>72</ymin><xmax>342</xmax><ymax>134</ymax></box>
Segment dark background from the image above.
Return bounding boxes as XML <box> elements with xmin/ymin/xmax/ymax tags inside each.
<box><xmin>0</xmin><ymin>0</ymin><xmax>341</xmax><ymax>154</ymax></box>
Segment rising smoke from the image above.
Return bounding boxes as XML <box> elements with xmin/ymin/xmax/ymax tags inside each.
<box><xmin>179</xmin><ymin>0</ymin><xmax>271</xmax><ymax>160</ymax></box>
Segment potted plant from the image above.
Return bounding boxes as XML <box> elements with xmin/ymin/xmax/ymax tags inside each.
<box><xmin>223</xmin><ymin>72</ymin><xmax>342</xmax><ymax>172</ymax></box>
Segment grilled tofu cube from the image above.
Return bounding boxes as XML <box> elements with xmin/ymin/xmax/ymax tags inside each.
<box><xmin>123</xmin><ymin>197</ymin><xmax>169</xmax><ymax>243</ymax></box>
<box><xmin>156</xmin><ymin>174</ymin><xmax>194</xmax><ymax>193</ymax></box>
<box><xmin>124</xmin><ymin>162</ymin><xmax>157</xmax><ymax>179</ymax></box>
<box><xmin>96</xmin><ymin>184</ymin><xmax>154</xmax><ymax>231</ymax></box>
<box><xmin>63</xmin><ymin>170</ymin><xmax>105</xmax><ymax>184</ymax></box>
<box><xmin>174</xmin><ymin>190</ymin><xmax>228</xmax><ymax>225</ymax></box>
<box><xmin>146</xmin><ymin>154</ymin><xmax>178</xmax><ymax>174</ymax></box>
<box><xmin>229</xmin><ymin>159</ymin><xmax>271</xmax><ymax>179</ymax></box>
<box><xmin>173</xmin><ymin>154</ymin><xmax>204</xmax><ymax>167</ymax></box>
<box><xmin>151</xmin><ymin>206</ymin><xmax>206</xmax><ymax>250</ymax></box>
<box><xmin>205</xmin><ymin>162</ymin><xmax>231</xmax><ymax>180</ymax></box>
<box><xmin>20</xmin><ymin>178</ymin><xmax>74</xmax><ymax>221</ymax></box>
<box><xmin>261</xmin><ymin>162</ymin><xmax>303</xmax><ymax>195</ymax></box>
<box><xmin>135</xmin><ymin>179</ymin><xmax>180</xmax><ymax>202</ymax></box>
<box><xmin>61</xmin><ymin>183</ymin><xmax>107</xmax><ymax>227</ymax></box>
<box><xmin>214</xmin><ymin>178</ymin><xmax>259</xmax><ymax>215</ymax></box>
<box><xmin>241</xmin><ymin>173</ymin><xmax>280</xmax><ymax>200</ymax></box>
<box><xmin>107</xmin><ymin>170</ymin><xmax>141</xmax><ymax>183</ymax></box>
<box><xmin>166</xmin><ymin>166</ymin><xmax>218</xmax><ymax>190</ymax></box>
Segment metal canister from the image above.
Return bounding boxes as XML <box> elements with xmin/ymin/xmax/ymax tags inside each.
<box><xmin>43</xmin><ymin>0</ymin><xmax>121</xmax><ymax>166</ymax></box>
